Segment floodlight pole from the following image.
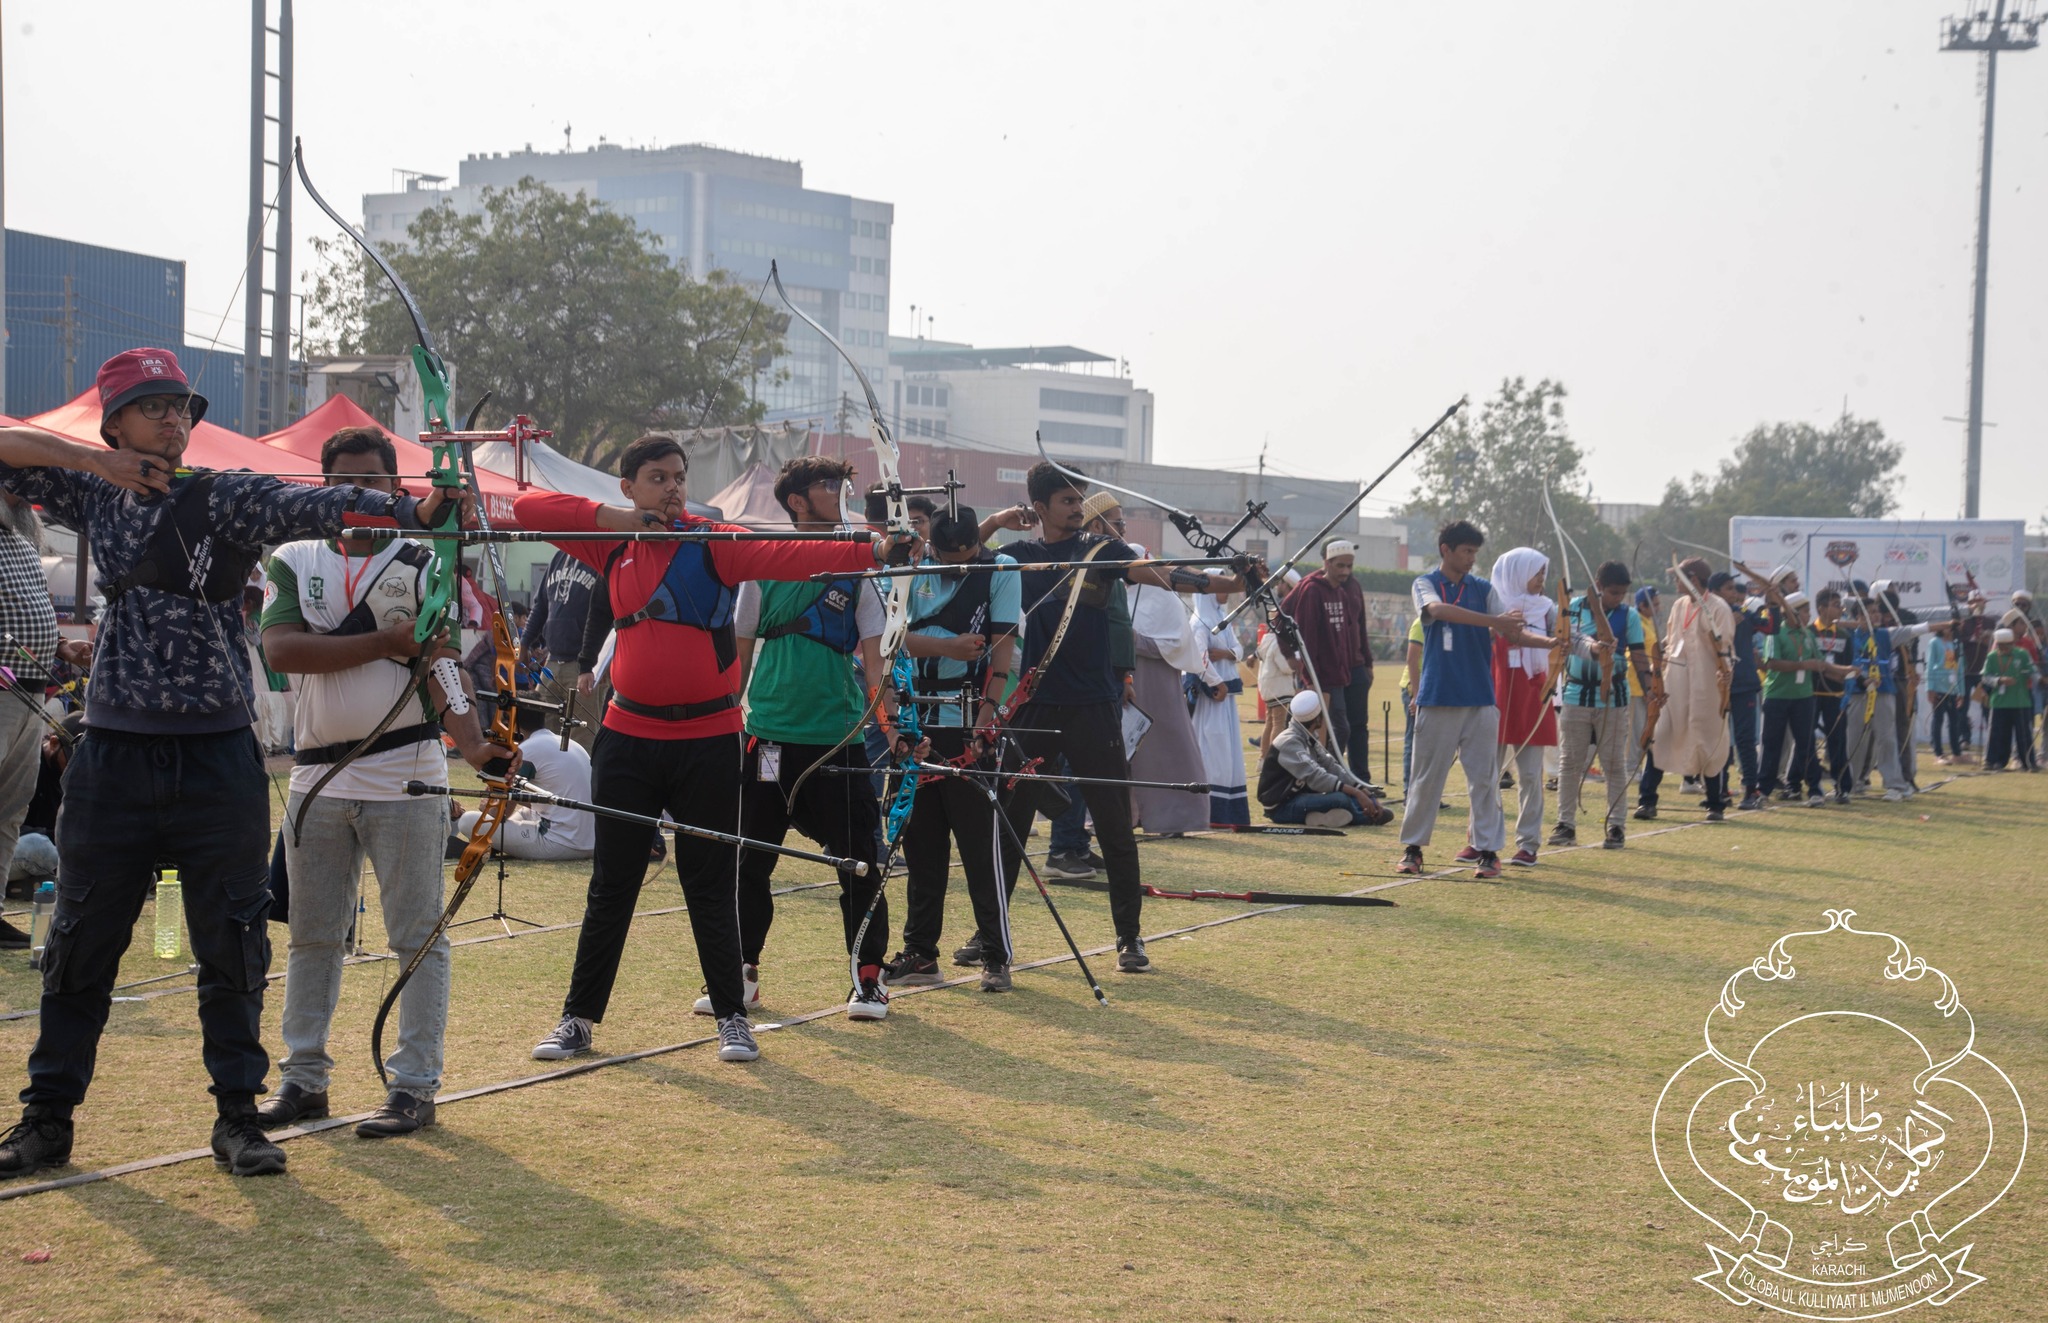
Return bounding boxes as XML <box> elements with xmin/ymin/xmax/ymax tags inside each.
<box><xmin>1943</xmin><ymin>0</ymin><xmax>2040</xmax><ymax>518</ymax></box>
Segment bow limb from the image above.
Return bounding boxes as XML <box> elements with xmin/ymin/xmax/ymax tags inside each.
<box><xmin>1541</xmin><ymin>474</ymin><xmax>1615</xmax><ymax>701</ymax></box>
<box><xmin>770</xmin><ymin>263</ymin><xmax>914</xmax><ymax>809</ymax></box>
<box><xmin>1033</xmin><ymin>431</ymin><xmax>1226</xmax><ymax>553</ymax></box>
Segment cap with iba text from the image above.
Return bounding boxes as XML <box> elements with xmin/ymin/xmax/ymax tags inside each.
<box><xmin>96</xmin><ymin>347</ymin><xmax>208</xmax><ymax>443</ymax></box>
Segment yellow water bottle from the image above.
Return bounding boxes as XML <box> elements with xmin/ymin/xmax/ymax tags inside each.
<box><xmin>154</xmin><ymin>869</ymin><xmax>184</xmax><ymax>960</ymax></box>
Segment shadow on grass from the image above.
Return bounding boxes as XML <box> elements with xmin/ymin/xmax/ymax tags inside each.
<box><xmin>626</xmin><ymin>1055</ymin><xmax>1056</xmax><ymax>1197</ymax></box>
<box><xmin>326</xmin><ymin>1128</ymin><xmax>802</xmax><ymax>1321</ymax></box>
<box><xmin>68</xmin><ymin>1167</ymin><xmax>479</xmax><ymax>1323</ymax></box>
<box><xmin>811</xmin><ymin>1009</ymin><xmax>1194</xmax><ymax>1133</ymax></box>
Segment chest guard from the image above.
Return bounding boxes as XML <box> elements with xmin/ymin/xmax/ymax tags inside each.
<box><xmin>315</xmin><ymin>542</ymin><xmax>436</xmax><ymax>638</ymax></box>
<box><xmin>104</xmin><ymin>473</ymin><xmax>261</xmax><ymax>605</ymax></box>
<box><xmin>759</xmin><ymin>579</ymin><xmax>865</xmax><ymax>655</ymax></box>
<box><xmin>611</xmin><ymin>538</ymin><xmax>737</xmax><ymax>671</ymax></box>
<box><xmin>908</xmin><ymin>555</ymin><xmax>998</xmax><ymax>694</ymax></box>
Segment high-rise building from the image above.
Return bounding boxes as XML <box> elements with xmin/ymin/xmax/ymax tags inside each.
<box><xmin>874</xmin><ymin>336</ymin><xmax>1154</xmax><ymax>465</ymax></box>
<box><xmin>360</xmin><ymin>140</ymin><xmax>893</xmax><ymax>420</ymax></box>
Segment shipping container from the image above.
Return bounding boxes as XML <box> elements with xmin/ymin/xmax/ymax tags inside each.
<box><xmin>4</xmin><ymin>229</ymin><xmax>185</xmax><ymax>417</ymax></box>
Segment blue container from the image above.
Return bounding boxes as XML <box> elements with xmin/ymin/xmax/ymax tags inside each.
<box><xmin>4</xmin><ymin>229</ymin><xmax>186</xmax><ymax>418</ymax></box>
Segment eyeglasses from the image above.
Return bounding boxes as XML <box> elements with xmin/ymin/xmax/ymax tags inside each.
<box><xmin>134</xmin><ymin>396</ymin><xmax>195</xmax><ymax>420</ymax></box>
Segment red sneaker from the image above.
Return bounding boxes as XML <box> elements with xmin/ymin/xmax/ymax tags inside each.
<box><xmin>1474</xmin><ymin>851</ymin><xmax>1502</xmax><ymax>879</ymax></box>
<box><xmin>1396</xmin><ymin>847</ymin><xmax>1424</xmax><ymax>876</ymax></box>
<box><xmin>1509</xmin><ymin>848</ymin><xmax>1538</xmax><ymax>867</ymax></box>
<box><xmin>1454</xmin><ymin>845</ymin><xmax>1481</xmax><ymax>863</ymax></box>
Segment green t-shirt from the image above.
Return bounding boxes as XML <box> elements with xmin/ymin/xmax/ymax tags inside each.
<box><xmin>1981</xmin><ymin>648</ymin><xmax>2036</xmax><ymax>710</ymax></box>
<box><xmin>1760</xmin><ymin>624</ymin><xmax>1820</xmax><ymax>701</ymax></box>
<box><xmin>741</xmin><ymin>578</ymin><xmax>878</xmax><ymax>745</ymax></box>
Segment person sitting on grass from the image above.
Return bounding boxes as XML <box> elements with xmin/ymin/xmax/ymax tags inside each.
<box><xmin>1257</xmin><ymin>691</ymin><xmax>1390</xmax><ymax>827</ymax></box>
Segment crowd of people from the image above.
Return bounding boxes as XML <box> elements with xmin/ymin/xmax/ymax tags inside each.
<box><xmin>0</xmin><ymin>344</ymin><xmax>2038</xmax><ymax>1185</ymax></box>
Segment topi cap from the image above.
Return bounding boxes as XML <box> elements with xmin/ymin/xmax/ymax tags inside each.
<box><xmin>1782</xmin><ymin>590</ymin><xmax>1811</xmax><ymax>610</ymax></box>
<box><xmin>1993</xmin><ymin>628</ymin><xmax>2015</xmax><ymax>644</ymax></box>
<box><xmin>1324</xmin><ymin>540</ymin><xmax>1357</xmax><ymax>561</ymax></box>
<box><xmin>1289</xmin><ymin>690</ymin><xmax>1322</xmax><ymax>720</ymax></box>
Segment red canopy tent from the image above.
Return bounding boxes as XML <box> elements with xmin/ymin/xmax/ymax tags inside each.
<box><xmin>27</xmin><ymin>389</ymin><xmax>316</xmax><ymax>482</ymax></box>
<box><xmin>260</xmin><ymin>394</ymin><xmax>525</xmax><ymax>527</ymax></box>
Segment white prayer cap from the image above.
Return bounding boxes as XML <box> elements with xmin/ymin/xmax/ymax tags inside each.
<box><xmin>1870</xmin><ymin>578</ymin><xmax>1894</xmax><ymax>598</ymax></box>
<box><xmin>1769</xmin><ymin>563</ymin><xmax>1798</xmax><ymax>584</ymax></box>
<box><xmin>1744</xmin><ymin>596</ymin><xmax>1766</xmax><ymax>613</ymax></box>
<box><xmin>1994</xmin><ymin>628</ymin><xmax>2015</xmax><ymax>644</ymax></box>
<box><xmin>1324</xmin><ymin>540</ymin><xmax>1357</xmax><ymax>561</ymax></box>
<box><xmin>2014</xmin><ymin>589</ymin><xmax>2034</xmax><ymax>603</ymax></box>
<box><xmin>1289</xmin><ymin>691</ymin><xmax>1323</xmax><ymax>720</ymax></box>
<box><xmin>1783</xmin><ymin>591</ymin><xmax>1810</xmax><ymax>610</ymax></box>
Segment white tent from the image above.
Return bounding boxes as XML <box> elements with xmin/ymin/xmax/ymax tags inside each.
<box><xmin>474</xmin><ymin>436</ymin><xmax>721</xmax><ymax>518</ymax></box>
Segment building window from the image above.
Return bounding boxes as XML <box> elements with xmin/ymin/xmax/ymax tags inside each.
<box><xmin>859</xmin><ymin>220</ymin><xmax>873</xmax><ymax>237</ymax></box>
<box><xmin>1040</xmin><ymin>387</ymin><xmax>1127</xmax><ymax>417</ymax></box>
<box><xmin>858</xmin><ymin>257</ymin><xmax>872</xmax><ymax>274</ymax></box>
<box><xmin>877</xmin><ymin>223</ymin><xmax>888</xmax><ymax>242</ymax></box>
<box><xmin>935</xmin><ymin>387</ymin><xmax>948</xmax><ymax>407</ymax></box>
<box><xmin>1039</xmin><ymin>421</ymin><xmax>1125</xmax><ymax>450</ymax></box>
<box><xmin>876</xmin><ymin>259</ymin><xmax>888</xmax><ymax>276</ymax></box>
<box><xmin>934</xmin><ymin>421</ymin><xmax>945</xmax><ymax>438</ymax></box>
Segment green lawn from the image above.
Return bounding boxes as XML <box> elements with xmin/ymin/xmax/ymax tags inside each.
<box><xmin>0</xmin><ymin>713</ymin><xmax>2041</xmax><ymax>1322</ymax></box>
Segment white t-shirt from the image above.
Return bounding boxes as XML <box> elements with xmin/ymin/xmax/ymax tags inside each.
<box><xmin>262</xmin><ymin>538</ymin><xmax>448</xmax><ymax>801</ymax></box>
<box><xmin>512</xmin><ymin>733</ymin><xmax>594</xmax><ymax>851</ymax></box>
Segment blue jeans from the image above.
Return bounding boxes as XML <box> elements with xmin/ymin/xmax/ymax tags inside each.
<box><xmin>1048</xmin><ymin>755</ymin><xmax>1091</xmax><ymax>854</ymax></box>
<box><xmin>1269</xmin><ymin>790</ymin><xmax>1367</xmax><ymax>825</ymax></box>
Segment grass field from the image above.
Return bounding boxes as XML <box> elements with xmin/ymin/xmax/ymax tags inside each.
<box><xmin>0</xmin><ymin>709</ymin><xmax>2041</xmax><ymax>1322</ymax></box>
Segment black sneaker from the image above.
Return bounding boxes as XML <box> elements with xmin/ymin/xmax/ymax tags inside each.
<box><xmin>1834</xmin><ymin>788</ymin><xmax>1851</xmax><ymax>805</ymax></box>
<box><xmin>1705</xmin><ymin>807</ymin><xmax>1726</xmax><ymax>822</ymax></box>
<box><xmin>1084</xmin><ymin>850</ymin><xmax>1108</xmax><ymax>871</ymax></box>
<box><xmin>355</xmin><ymin>1090</ymin><xmax>435</xmax><ymax>1139</ymax></box>
<box><xmin>1604</xmin><ymin>825</ymin><xmax>1625</xmax><ymax>849</ymax></box>
<box><xmin>532</xmin><ymin>1014</ymin><xmax>594</xmax><ymax>1061</ymax></box>
<box><xmin>980</xmin><ymin>960</ymin><xmax>1013</xmax><ymax>992</ymax></box>
<box><xmin>951</xmin><ymin>935</ymin><xmax>985</xmax><ymax>967</ymax></box>
<box><xmin>1546</xmin><ymin>824</ymin><xmax>1576</xmax><ymax>847</ymax></box>
<box><xmin>1632</xmin><ymin>803</ymin><xmax>1658</xmax><ymax>821</ymax></box>
<box><xmin>716</xmin><ymin>1014</ymin><xmax>760</xmax><ymax>1062</ymax></box>
<box><xmin>211</xmin><ymin>1106</ymin><xmax>288</xmax><ymax>1177</ymax></box>
<box><xmin>1117</xmin><ymin>937</ymin><xmax>1151</xmax><ymax>973</ymax></box>
<box><xmin>0</xmin><ymin>1107</ymin><xmax>72</xmax><ymax>1178</ymax></box>
<box><xmin>1395</xmin><ymin>846</ymin><xmax>1424</xmax><ymax>876</ymax></box>
<box><xmin>1737</xmin><ymin>793</ymin><xmax>1765</xmax><ymax>811</ymax></box>
<box><xmin>1044</xmin><ymin>851</ymin><xmax>1096</xmax><ymax>880</ymax></box>
<box><xmin>0</xmin><ymin>919</ymin><xmax>29</xmax><ymax>950</ymax></box>
<box><xmin>881</xmin><ymin>950</ymin><xmax>942</xmax><ymax>987</ymax></box>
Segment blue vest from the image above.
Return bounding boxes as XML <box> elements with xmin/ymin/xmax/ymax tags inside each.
<box><xmin>611</xmin><ymin>537</ymin><xmax>737</xmax><ymax>669</ymax></box>
<box><xmin>759</xmin><ymin>580</ymin><xmax>864</xmax><ymax>655</ymax></box>
<box><xmin>1416</xmin><ymin>569</ymin><xmax>1497</xmax><ymax>708</ymax></box>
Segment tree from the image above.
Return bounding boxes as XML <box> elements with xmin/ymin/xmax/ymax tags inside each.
<box><xmin>1399</xmin><ymin>377</ymin><xmax>1624</xmax><ymax>585</ymax></box>
<box><xmin>1626</xmin><ymin>415</ymin><xmax>1901</xmax><ymax>573</ymax></box>
<box><xmin>306</xmin><ymin>179</ymin><xmax>786</xmax><ymax>470</ymax></box>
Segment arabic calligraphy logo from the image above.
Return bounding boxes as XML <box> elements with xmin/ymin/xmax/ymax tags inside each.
<box><xmin>1652</xmin><ymin>911</ymin><xmax>2027</xmax><ymax>1320</ymax></box>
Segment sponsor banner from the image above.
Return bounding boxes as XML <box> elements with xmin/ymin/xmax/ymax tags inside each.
<box><xmin>1728</xmin><ymin>518</ymin><xmax>2025</xmax><ymax>613</ymax></box>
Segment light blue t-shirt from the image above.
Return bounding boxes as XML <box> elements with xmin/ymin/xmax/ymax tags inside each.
<box><xmin>907</xmin><ymin>553</ymin><xmax>1020</xmax><ymax>725</ymax></box>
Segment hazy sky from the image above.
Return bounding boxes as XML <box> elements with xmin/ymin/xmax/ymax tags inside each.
<box><xmin>7</xmin><ymin>1</ymin><xmax>2044</xmax><ymax>524</ymax></box>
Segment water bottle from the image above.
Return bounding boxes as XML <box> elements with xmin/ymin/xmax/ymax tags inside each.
<box><xmin>26</xmin><ymin>881</ymin><xmax>56</xmax><ymax>971</ymax></box>
<box><xmin>154</xmin><ymin>869</ymin><xmax>184</xmax><ymax>960</ymax></box>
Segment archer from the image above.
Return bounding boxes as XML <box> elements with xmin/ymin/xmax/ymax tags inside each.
<box><xmin>516</xmin><ymin>435</ymin><xmax>909</xmax><ymax>1067</ymax></box>
<box><xmin>0</xmin><ymin>348</ymin><xmax>462</xmax><ymax>1182</ymax></box>
<box><xmin>252</xmin><ymin>426</ymin><xmax>517</xmax><ymax>1141</ymax></box>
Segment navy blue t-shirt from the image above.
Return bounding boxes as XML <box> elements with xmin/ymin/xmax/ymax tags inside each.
<box><xmin>1005</xmin><ymin>533</ymin><xmax>1136</xmax><ymax>705</ymax></box>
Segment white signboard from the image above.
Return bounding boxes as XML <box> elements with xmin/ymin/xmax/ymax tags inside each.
<box><xmin>1728</xmin><ymin>517</ymin><xmax>2026</xmax><ymax>614</ymax></box>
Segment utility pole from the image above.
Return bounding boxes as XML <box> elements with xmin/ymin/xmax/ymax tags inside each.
<box><xmin>244</xmin><ymin>0</ymin><xmax>293</xmax><ymax>432</ymax></box>
<box><xmin>1943</xmin><ymin>0</ymin><xmax>2040</xmax><ymax>518</ymax></box>
<box><xmin>267</xmin><ymin>0</ymin><xmax>294</xmax><ymax>428</ymax></box>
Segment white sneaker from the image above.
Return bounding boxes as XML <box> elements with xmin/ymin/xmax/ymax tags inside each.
<box><xmin>716</xmin><ymin>1014</ymin><xmax>760</xmax><ymax>1062</ymax></box>
<box><xmin>846</xmin><ymin>977</ymin><xmax>890</xmax><ymax>1021</ymax></box>
<box><xmin>1304</xmin><ymin>808</ymin><xmax>1353</xmax><ymax>829</ymax></box>
<box><xmin>693</xmin><ymin>963</ymin><xmax>761</xmax><ymax>1017</ymax></box>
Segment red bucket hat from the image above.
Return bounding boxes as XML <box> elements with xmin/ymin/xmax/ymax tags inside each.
<box><xmin>96</xmin><ymin>347</ymin><xmax>209</xmax><ymax>444</ymax></box>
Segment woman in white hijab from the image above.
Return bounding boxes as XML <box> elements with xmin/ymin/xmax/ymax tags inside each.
<box><xmin>1488</xmin><ymin>546</ymin><xmax>1558</xmax><ymax>865</ymax></box>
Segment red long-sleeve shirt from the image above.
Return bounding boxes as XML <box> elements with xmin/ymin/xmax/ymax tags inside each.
<box><xmin>513</xmin><ymin>491</ymin><xmax>875</xmax><ymax>741</ymax></box>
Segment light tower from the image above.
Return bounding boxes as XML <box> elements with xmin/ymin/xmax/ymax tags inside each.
<box><xmin>1942</xmin><ymin>0</ymin><xmax>2040</xmax><ymax>518</ymax></box>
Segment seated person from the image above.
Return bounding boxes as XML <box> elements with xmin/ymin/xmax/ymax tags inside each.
<box><xmin>1257</xmin><ymin>691</ymin><xmax>1390</xmax><ymax>827</ymax></box>
<box><xmin>454</xmin><ymin>701</ymin><xmax>595</xmax><ymax>861</ymax></box>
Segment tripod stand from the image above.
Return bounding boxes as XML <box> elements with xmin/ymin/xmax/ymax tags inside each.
<box><xmin>449</xmin><ymin>845</ymin><xmax>545</xmax><ymax>937</ymax></box>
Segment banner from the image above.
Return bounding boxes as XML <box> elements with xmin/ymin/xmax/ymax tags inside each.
<box><xmin>1728</xmin><ymin>518</ymin><xmax>2026</xmax><ymax>613</ymax></box>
